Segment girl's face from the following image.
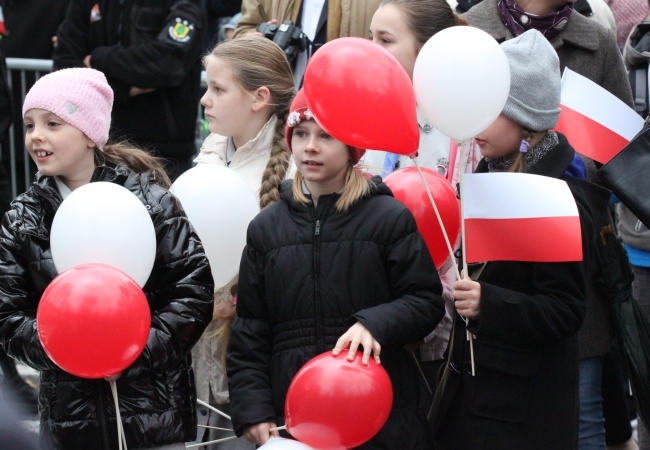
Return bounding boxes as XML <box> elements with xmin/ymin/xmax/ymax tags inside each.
<box><xmin>473</xmin><ymin>114</ymin><xmax>524</xmax><ymax>160</ymax></box>
<box><xmin>201</xmin><ymin>57</ymin><xmax>257</xmax><ymax>142</ymax></box>
<box><xmin>24</xmin><ymin>109</ymin><xmax>96</xmax><ymax>189</ymax></box>
<box><xmin>292</xmin><ymin>120</ymin><xmax>351</xmax><ymax>193</ymax></box>
<box><xmin>370</xmin><ymin>4</ymin><xmax>419</xmax><ymax>80</ymax></box>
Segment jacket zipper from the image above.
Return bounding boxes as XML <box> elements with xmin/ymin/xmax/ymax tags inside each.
<box><xmin>95</xmin><ymin>381</ymin><xmax>112</xmax><ymax>449</ymax></box>
<box><xmin>313</xmin><ymin>215</ymin><xmax>324</xmax><ymax>351</ymax></box>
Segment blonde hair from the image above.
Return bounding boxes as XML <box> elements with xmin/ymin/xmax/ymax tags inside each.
<box><xmin>94</xmin><ymin>142</ymin><xmax>172</xmax><ymax>188</ymax></box>
<box><xmin>292</xmin><ymin>160</ymin><xmax>372</xmax><ymax>213</ymax></box>
<box><xmin>205</xmin><ymin>36</ymin><xmax>295</xmax><ymax>209</ymax></box>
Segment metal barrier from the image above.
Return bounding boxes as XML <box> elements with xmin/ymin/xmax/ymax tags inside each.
<box><xmin>2</xmin><ymin>58</ymin><xmax>208</xmax><ymax>200</ymax></box>
<box><xmin>2</xmin><ymin>58</ymin><xmax>53</xmax><ymax>199</ymax></box>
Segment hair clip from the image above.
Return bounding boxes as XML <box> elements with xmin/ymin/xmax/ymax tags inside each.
<box><xmin>519</xmin><ymin>139</ymin><xmax>530</xmax><ymax>153</ymax></box>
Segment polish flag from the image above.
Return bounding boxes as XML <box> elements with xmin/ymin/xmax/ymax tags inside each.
<box><xmin>462</xmin><ymin>173</ymin><xmax>582</xmax><ymax>263</ymax></box>
<box><xmin>555</xmin><ymin>68</ymin><xmax>644</xmax><ymax>164</ymax></box>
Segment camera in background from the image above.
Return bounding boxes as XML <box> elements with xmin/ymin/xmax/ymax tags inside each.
<box><xmin>256</xmin><ymin>20</ymin><xmax>309</xmax><ymax>64</ymax></box>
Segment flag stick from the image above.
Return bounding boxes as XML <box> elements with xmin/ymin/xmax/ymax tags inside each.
<box><xmin>456</xmin><ymin>141</ymin><xmax>475</xmax><ymax>377</ymax></box>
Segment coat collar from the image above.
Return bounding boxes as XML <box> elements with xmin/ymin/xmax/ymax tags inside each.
<box><xmin>464</xmin><ymin>0</ymin><xmax>600</xmax><ymax>51</ymax></box>
<box><xmin>16</xmin><ymin>164</ymin><xmax>160</xmax><ymax>239</ymax></box>
<box><xmin>198</xmin><ymin>115</ymin><xmax>279</xmax><ymax>168</ymax></box>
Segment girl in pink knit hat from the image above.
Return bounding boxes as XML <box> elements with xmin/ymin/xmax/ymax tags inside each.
<box><xmin>0</xmin><ymin>67</ymin><xmax>214</xmax><ymax>449</ymax></box>
<box><xmin>226</xmin><ymin>87</ymin><xmax>446</xmax><ymax>449</ymax></box>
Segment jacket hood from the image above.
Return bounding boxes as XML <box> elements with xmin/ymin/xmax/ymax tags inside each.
<box><xmin>623</xmin><ymin>24</ymin><xmax>650</xmax><ymax>69</ymax></box>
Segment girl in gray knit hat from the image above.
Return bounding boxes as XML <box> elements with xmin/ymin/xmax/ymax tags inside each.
<box><xmin>434</xmin><ymin>28</ymin><xmax>610</xmax><ymax>450</ymax></box>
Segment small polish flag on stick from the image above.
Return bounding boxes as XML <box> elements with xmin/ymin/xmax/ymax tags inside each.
<box><xmin>462</xmin><ymin>173</ymin><xmax>582</xmax><ymax>263</ymax></box>
<box><xmin>555</xmin><ymin>68</ymin><xmax>644</xmax><ymax>164</ymax></box>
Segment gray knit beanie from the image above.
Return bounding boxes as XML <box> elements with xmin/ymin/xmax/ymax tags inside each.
<box><xmin>501</xmin><ymin>29</ymin><xmax>561</xmax><ymax>131</ymax></box>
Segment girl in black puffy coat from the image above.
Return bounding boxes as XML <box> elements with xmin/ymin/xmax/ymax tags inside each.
<box><xmin>0</xmin><ymin>68</ymin><xmax>214</xmax><ymax>449</ymax></box>
<box><xmin>226</xmin><ymin>88</ymin><xmax>446</xmax><ymax>449</ymax></box>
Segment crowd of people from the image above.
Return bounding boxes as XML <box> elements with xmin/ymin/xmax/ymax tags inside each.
<box><xmin>1</xmin><ymin>0</ymin><xmax>649</xmax><ymax>449</ymax></box>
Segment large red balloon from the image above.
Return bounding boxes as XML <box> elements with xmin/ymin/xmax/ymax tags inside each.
<box><xmin>384</xmin><ymin>167</ymin><xmax>461</xmax><ymax>269</ymax></box>
<box><xmin>285</xmin><ymin>351</ymin><xmax>393</xmax><ymax>449</ymax></box>
<box><xmin>304</xmin><ymin>37</ymin><xmax>419</xmax><ymax>155</ymax></box>
<box><xmin>37</xmin><ymin>263</ymin><xmax>151</xmax><ymax>379</ymax></box>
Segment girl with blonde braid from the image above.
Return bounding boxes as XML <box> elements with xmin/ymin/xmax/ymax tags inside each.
<box><xmin>191</xmin><ymin>36</ymin><xmax>296</xmax><ymax>449</ymax></box>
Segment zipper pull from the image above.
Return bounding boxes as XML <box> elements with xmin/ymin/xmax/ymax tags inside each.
<box><xmin>314</xmin><ymin>219</ymin><xmax>320</xmax><ymax>236</ymax></box>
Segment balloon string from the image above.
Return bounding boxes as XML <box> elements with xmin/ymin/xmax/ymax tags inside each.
<box><xmin>186</xmin><ymin>436</ymin><xmax>239</xmax><ymax>448</ymax></box>
<box><xmin>110</xmin><ymin>380</ymin><xmax>128</xmax><ymax>450</ymax></box>
<box><xmin>270</xmin><ymin>425</ymin><xmax>287</xmax><ymax>432</ymax></box>
<box><xmin>197</xmin><ymin>398</ymin><xmax>231</xmax><ymax>420</ymax></box>
<box><xmin>456</xmin><ymin>140</ymin><xmax>476</xmax><ymax>377</ymax></box>
<box><xmin>197</xmin><ymin>425</ymin><xmax>234</xmax><ymax>431</ymax></box>
<box><xmin>412</xmin><ymin>157</ymin><xmax>461</xmax><ymax>280</ymax></box>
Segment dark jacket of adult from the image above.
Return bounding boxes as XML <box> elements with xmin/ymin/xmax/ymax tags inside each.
<box><xmin>53</xmin><ymin>0</ymin><xmax>204</xmax><ymax>158</ymax></box>
<box><xmin>0</xmin><ymin>0</ymin><xmax>70</xmax><ymax>59</ymax></box>
<box><xmin>436</xmin><ymin>133</ymin><xmax>610</xmax><ymax>450</ymax></box>
<box><xmin>463</xmin><ymin>0</ymin><xmax>633</xmax><ymax>361</ymax></box>
<box><xmin>0</xmin><ymin>165</ymin><xmax>215</xmax><ymax>449</ymax></box>
<box><xmin>227</xmin><ymin>176</ymin><xmax>445</xmax><ymax>449</ymax></box>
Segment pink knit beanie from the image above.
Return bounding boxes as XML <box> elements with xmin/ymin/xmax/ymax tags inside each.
<box><xmin>285</xmin><ymin>89</ymin><xmax>366</xmax><ymax>165</ymax></box>
<box><xmin>22</xmin><ymin>68</ymin><xmax>114</xmax><ymax>150</ymax></box>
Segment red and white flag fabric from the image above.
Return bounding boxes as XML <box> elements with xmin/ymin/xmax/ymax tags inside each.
<box><xmin>462</xmin><ymin>173</ymin><xmax>582</xmax><ymax>263</ymax></box>
<box><xmin>555</xmin><ymin>68</ymin><xmax>644</xmax><ymax>164</ymax></box>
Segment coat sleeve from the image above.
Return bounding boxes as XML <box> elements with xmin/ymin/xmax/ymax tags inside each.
<box><xmin>353</xmin><ymin>208</ymin><xmax>446</xmax><ymax>348</ymax></box>
<box><xmin>226</xmin><ymin>240</ymin><xmax>277</xmax><ymax>437</ymax></box>
<box><xmin>124</xmin><ymin>190</ymin><xmax>214</xmax><ymax>378</ymax></box>
<box><xmin>233</xmin><ymin>0</ymin><xmax>268</xmax><ymax>37</ymax></box>
<box><xmin>473</xmin><ymin>259</ymin><xmax>587</xmax><ymax>344</ymax></box>
<box><xmin>52</xmin><ymin>0</ymin><xmax>92</xmax><ymax>70</ymax></box>
<box><xmin>601</xmin><ymin>27</ymin><xmax>634</xmax><ymax>107</ymax></box>
<box><xmin>0</xmin><ymin>212</ymin><xmax>59</xmax><ymax>371</ymax></box>
<box><xmin>55</xmin><ymin>0</ymin><xmax>203</xmax><ymax>93</ymax></box>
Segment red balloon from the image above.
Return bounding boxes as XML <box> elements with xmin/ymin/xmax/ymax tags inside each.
<box><xmin>384</xmin><ymin>167</ymin><xmax>461</xmax><ymax>269</ymax></box>
<box><xmin>285</xmin><ymin>351</ymin><xmax>393</xmax><ymax>449</ymax></box>
<box><xmin>304</xmin><ymin>37</ymin><xmax>418</xmax><ymax>155</ymax></box>
<box><xmin>37</xmin><ymin>263</ymin><xmax>151</xmax><ymax>379</ymax></box>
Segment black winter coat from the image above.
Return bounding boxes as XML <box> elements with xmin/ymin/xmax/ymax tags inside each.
<box><xmin>436</xmin><ymin>133</ymin><xmax>609</xmax><ymax>450</ymax></box>
<box><xmin>227</xmin><ymin>176</ymin><xmax>445</xmax><ymax>449</ymax></box>
<box><xmin>0</xmin><ymin>165</ymin><xmax>215</xmax><ymax>449</ymax></box>
<box><xmin>53</xmin><ymin>0</ymin><xmax>204</xmax><ymax>157</ymax></box>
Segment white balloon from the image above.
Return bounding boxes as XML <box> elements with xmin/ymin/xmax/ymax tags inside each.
<box><xmin>258</xmin><ymin>437</ymin><xmax>315</xmax><ymax>450</ymax></box>
<box><xmin>171</xmin><ymin>165</ymin><xmax>260</xmax><ymax>288</ymax></box>
<box><xmin>50</xmin><ymin>182</ymin><xmax>157</xmax><ymax>287</ymax></box>
<box><xmin>413</xmin><ymin>26</ymin><xmax>511</xmax><ymax>142</ymax></box>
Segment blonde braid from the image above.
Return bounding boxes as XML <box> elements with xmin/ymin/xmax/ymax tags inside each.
<box><xmin>259</xmin><ymin>109</ymin><xmax>291</xmax><ymax>209</ymax></box>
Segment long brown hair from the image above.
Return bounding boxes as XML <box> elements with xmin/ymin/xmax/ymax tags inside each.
<box><xmin>380</xmin><ymin>0</ymin><xmax>468</xmax><ymax>51</ymax></box>
<box><xmin>203</xmin><ymin>37</ymin><xmax>295</xmax><ymax>355</ymax></box>
<box><xmin>205</xmin><ymin>36</ymin><xmax>295</xmax><ymax>209</ymax></box>
<box><xmin>94</xmin><ymin>142</ymin><xmax>171</xmax><ymax>188</ymax></box>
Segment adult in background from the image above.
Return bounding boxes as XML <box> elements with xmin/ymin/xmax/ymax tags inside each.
<box><xmin>53</xmin><ymin>0</ymin><xmax>204</xmax><ymax>181</ymax></box>
<box><xmin>233</xmin><ymin>0</ymin><xmax>381</xmax><ymax>87</ymax></box>
<box><xmin>621</xmin><ymin>8</ymin><xmax>650</xmax><ymax>449</ymax></box>
<box><xmin>0</xmin><ymin>0</ymin><xmax>70</xmax><ymax>194</ymax></box>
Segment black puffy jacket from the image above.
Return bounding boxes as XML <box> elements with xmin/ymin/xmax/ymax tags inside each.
<box><xmin>0</xmin><ymin>165</ymin><xmax>214</xmax><ymax>449</ymax></box>
<box><xmin>227</xmin><ymin>176</ymin><xmax>445</xmax><ymax>449</ymax></box>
